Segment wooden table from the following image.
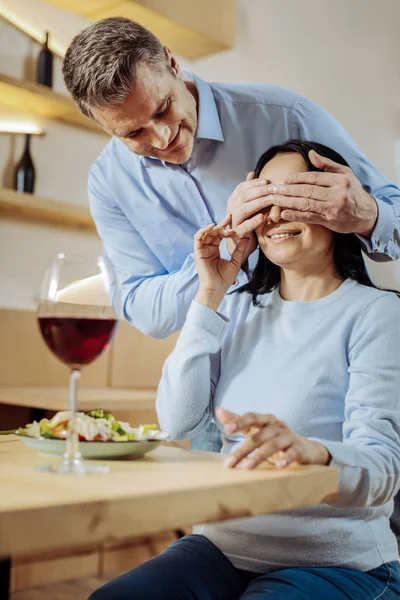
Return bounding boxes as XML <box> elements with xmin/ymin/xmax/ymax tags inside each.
<box><xmin>0</xmin><ymin>435</ymin><xmax>338</xmax><ymax>597</ymax></box>
<box><xmin>0</xmin><ymin>387</ymin><xmax>157</xmax><ymax>412</ymax></box>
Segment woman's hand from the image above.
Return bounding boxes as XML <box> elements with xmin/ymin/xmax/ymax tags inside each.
<box><xmin>216</xmin><ymin>408</ymin><xmax>331</xmax><ymax>469</ymax></box>
<box><xmin>194</xmin><ymin>216</ymin><xmax>248</xmax><ymax>312</ymax></box>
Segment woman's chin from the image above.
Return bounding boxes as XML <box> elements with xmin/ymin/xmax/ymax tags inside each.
<box><xmin>265</xmin><ymin>250</ymin><xmax>301</xmax><ymax>267</ymax></box>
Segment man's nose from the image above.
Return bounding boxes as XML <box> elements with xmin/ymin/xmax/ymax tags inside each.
<box><xmin>150</xmin><ymin>124</ymin><xmax>170</xmax><ymax>150</ymax></box>
<box><xmin>269</xmin><ymin>206</ymin><xmax>282</xmax><ymax>223</ymax></box>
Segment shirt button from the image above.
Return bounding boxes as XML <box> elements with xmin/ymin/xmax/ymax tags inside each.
<box><xmin>232</xmin><ymin>279</ymin><xmax>238</xmax><ymax>287</ymax></box>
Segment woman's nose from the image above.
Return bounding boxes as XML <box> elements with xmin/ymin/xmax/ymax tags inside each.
<box><xmin>269</xmin><ymin>206</ymin><xmax>282</xmax><ymax>223</ymax></box>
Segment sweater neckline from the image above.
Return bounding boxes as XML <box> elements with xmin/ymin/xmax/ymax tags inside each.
<box><xmin>271</xmin><ymin>278</ymin><xmax>358</xmax><ymax>310</ymax></box>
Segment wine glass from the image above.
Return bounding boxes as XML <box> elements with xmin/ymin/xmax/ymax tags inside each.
<box><xmin>37</xmin><ymin>254</ymin><xmax>119</xmax><ymax>474</ymax></box>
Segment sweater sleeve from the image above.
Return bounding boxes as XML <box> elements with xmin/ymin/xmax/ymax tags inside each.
<box><xmin>156</xmin><ymin>301</ymin><xmax>229</xmax><ymax>440</ymax></box>
<box><xmin>312</xmin><ymin>293</ymin><xmax>400</xmax><ymax>508</ymax></box>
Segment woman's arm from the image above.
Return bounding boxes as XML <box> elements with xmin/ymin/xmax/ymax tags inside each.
<box><xmin>156</xmin><ymin>301</ymin><xmax>227</xmax><ymax>440</ymax></box>
<box><xmin>156</xmin><ymin>220</ymin><xmax>249</xmax><ymax>440</ymax></box>
<box><xmin>311</xmin><ymin>292</ymin><xmax>400</xmax><ymax>508</ymax></box>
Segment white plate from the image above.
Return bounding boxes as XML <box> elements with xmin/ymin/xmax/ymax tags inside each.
<box><xmin>16</xmin><ymin>434</ymin><xmax>161</xmax><ymax>459</ymax></box>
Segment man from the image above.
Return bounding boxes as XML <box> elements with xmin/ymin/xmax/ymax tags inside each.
<box><xmin>63</xmin><ymin>16</ymin><xmax>399</xmax><ymax>447</ymax></box>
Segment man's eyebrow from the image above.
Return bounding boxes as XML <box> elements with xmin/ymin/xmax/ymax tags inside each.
<box><xmin>112</xmin><ymin>95</ymin><xmax>170</xmax><ymax>138</ymax></box>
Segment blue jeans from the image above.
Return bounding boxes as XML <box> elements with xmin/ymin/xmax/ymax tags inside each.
<box><xmin>190</xmin><ymin>420</ymin><xmax>222</xmax><ymax>452</ymax></box>
<box><xmin>89</xmin><ymin>534</ymin><xmax>400</xmax><ymax>600</ymax></box>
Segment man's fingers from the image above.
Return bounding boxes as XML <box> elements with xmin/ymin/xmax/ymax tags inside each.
<box><xmin>234</xmin><ymin>213</ymin><xmax>265</xmax><ymax>237</ymax></box>
<box><xmin>280</xmin><ymin>210</ymin><xmax>327</xmax><ymax>224</ymax></box>
<box><xmin>264</xmin><ymin>195</ymin><xmax>323</xmax><ymax>214</ymax></box>
<box><xmin>267</xmin><ymin>184</ymin><xmax>330</xmax><ymax>203</ymax></box>
<box><xmin>230</xmin><ymin>180</ymin><xmax>269</xmax><ymax>205</ymax></box>
<box><xmin>308</xmin><ymin>150</ymin><xmax>350</xmax><ymax>175</ymax></box>
<box><xmin>283</xmin><ymin>170</ymin><xmax>340</xmax><ymax>187</ymax></box>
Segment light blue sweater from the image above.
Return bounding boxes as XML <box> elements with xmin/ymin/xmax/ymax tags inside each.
<box><xmin>156</xmin><ymin>279</ymin><xmax>400</xmax><ymax>573</ymax></box>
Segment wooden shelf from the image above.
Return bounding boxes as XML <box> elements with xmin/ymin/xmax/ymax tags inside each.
<box><xmin>23</xmin><ymin>0</ymin><xmax>235</xmax><ymax>61</ymax></box>
<box><xmin>0</xmin><ymin>387</ymin><xmax>157</xmax><ymax>412</ymax></box>
<box><xmin>0</xmin><ymin>187</ymin><xmax>97</xmax><ymax>232</ymax></box>
<box><xmin>0</xmin><ymin>73</ymin><xmax>105</xmax><ymax>136</ymax></box>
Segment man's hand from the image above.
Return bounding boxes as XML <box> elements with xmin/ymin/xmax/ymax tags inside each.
<box><xmin>226</xmin><ymin>172</ymin><xmax>269</xmax><ymax>262</ymax></box>
<box><xmin>216</xmin><ymin>407</ymin><xmax>330</xmax><ymax>470</ymax></box>
<box><xmin>265</xmin><ymin>150</ymin><xmax>378</xmax><ymax>238</ymax></box>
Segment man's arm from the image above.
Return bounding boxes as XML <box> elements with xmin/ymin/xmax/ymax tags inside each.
<box><xmin>89</xmin><ymin>168</ymin><xmax>199</xmax><ymax>338</ymax></box>
<box><xmin>295</xmin><ymin>98</ymin><xmax>400</xmax><ymax>261</ymax></box>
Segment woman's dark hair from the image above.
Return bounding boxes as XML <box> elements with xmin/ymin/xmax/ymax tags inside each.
<box><xmin>241</xmin><ymin>140</ymin><xmax>383</xmax><ymax>305</ymax></box>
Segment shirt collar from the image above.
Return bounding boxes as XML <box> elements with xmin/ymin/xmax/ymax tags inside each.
<box><xmin>191</xmin><ymin>72</ymin><xmax>224</xmax><ymax>142</ymax></box>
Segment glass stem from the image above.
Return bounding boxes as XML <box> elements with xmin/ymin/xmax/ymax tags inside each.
<box><xmin>64</xmin><ymin>368</ymin><xmax>81</xmax><ymax>465</ymax></box>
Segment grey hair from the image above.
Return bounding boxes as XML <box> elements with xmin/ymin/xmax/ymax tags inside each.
<box><xmin>62</xmin><ymin>17</ymin><xmax>168</xmax><ymax>118</ymax></box>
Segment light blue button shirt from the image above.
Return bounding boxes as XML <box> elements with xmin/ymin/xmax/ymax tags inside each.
<box><xmin>89</xmin><ymin>72</ymin><xmax>400</xmax><ymax>337</ymax></box>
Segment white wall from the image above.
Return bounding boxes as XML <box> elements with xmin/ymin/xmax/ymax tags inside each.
<box><xmin>0</xmin><ymin>18</ymin><xmax>106</xmax><ymax>309</ymax></box>
<box><xmin>191</xmin><ymin>0</ymin><xmax>400</xmax><ymax>289</ymax></box>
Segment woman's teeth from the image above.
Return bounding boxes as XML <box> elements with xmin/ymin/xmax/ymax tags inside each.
<box><xmin>269</xmin><ymin>232</ymin><xmax>300</xmax><ymax>240</ymax></box>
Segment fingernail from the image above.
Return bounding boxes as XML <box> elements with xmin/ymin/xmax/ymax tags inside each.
<box><xmin>225</xmin><ymin>423</ymin><xmax>237</xmax><ymax>434</ymax></box>
<box><xmin>224</xmin><ymin>456</ymin><xmax>236</xmax><ymax>468</ymax></box>
<box><xmin>257</xmin><ymin>178</ymin><xmax>266</xmax><ymax>185</ymax></box>
<box><xmin>284</xmin><ymin>176</ymin><xmax>291</xmax><ymax>184</ymax></box>
<box><xmin>277</xmin><ymin>459</ymin><xmax>288</xmax><ymax>468</ymax></box>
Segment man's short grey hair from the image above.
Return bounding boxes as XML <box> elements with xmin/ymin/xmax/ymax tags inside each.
<box><xmin>62</xmin><ymin>17</ymin><xmax>168</xmax><ymax>118</ymax></box>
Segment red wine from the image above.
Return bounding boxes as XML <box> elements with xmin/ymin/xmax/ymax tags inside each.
<box><xmin>14</xmin><ymin>134</ymin><xmax>35</xmax><ymax>193</ymax></box>
<box><xmin>38</xmin><ymin>316</ymin><xmax>117</xmax><ymax>367</ymax></box>
<box><xmin>37</xmin><ymin>31</ymin><xmax>53</xmax><ymax>88</ymax></box>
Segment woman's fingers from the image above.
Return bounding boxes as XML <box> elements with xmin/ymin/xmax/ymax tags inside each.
<box><xmin>199</xmin><ymin>215</ymin><xmax>234</xmax><ymax>241</ymax></box>
<box><xmin>224</xmin><ymin>425</ymin><xmax>292</xmax><ymax>468</ymax></box>
<box><xmin>229</xmin><ymin>238</ymin><xmax>249</xmax><ymax>270</ymax></box>
<box><xmin>224</xmin><ymin>412</ymin><xmax>278</xmax><ymax>435</ymax></box>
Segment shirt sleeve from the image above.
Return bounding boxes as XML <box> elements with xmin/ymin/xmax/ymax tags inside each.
<box><xmin>311</xmin><ymin>293</ymin><xmax>400</xmax><ymax>509</ymax></box>
<box><xmin>89</xmin><ymin>164</ymin><xmax>200</xmax><ymax>338</ymax></box>
<box><xmin>156</xmin><ymin>301</ymin><xmax>229</xmax><ymax>439</ymax></box>
<box><xmin>293</xmin><ymin>98</ymin><xmax>400</xmax><ymax>261</ymax></box>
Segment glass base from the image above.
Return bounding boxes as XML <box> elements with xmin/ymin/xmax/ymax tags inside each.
<box><xmin>36</xmin><ymin>459</ymin><xmax>109</xmax><ymax>474</ymax></box>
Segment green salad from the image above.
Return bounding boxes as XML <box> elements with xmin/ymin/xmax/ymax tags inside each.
<box><xmin>16</xmin><ymin>409</ymin><xmax>169</xmax><ymax>442</ymax></box>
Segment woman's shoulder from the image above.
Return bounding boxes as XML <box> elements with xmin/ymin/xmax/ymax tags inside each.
<box><xmin>348</xmin><ymin>282</ymin><xmax>400</xmax><ymax>336</ymax></box>
<box><xmin>351</xmin><ymin>281</ymin><xmax>400</xmax><ymax>312</ymax></box>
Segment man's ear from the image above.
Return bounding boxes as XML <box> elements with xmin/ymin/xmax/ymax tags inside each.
<box><xmin>164</xmin><ymin>46</ymin><xmax>181</xmax><ymax>79</ymax></box>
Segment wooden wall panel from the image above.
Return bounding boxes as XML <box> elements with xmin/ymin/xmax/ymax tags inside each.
<box><xmin>109</xmin><ymin>321</ymin><xmax>179</xmax><ymax>389</ymax></box>
<box><xmin>0</xmin><ymin>309</ymin><xmax>109</xmax><ymax>388</ymax></box>
<box><xmin>0</xmin><ymin>309</ymin><xmax>177</xmax><ymax>391</ymax></box>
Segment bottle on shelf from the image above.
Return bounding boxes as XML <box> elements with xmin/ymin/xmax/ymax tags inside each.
<box><xmin>14</xmin><ymin>134</ymin><xmax>36</xmax><ymax>194</ymax></box>
<box><xmin>37</xmin><ymin>31</ymin><xmax>53</xmax><ymax>88</ymax></box>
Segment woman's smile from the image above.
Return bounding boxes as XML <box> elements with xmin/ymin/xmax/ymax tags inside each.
<box><xmin>266</xmin><ymin>227</ymin><xmax>303</xmax><ymax>242</ymax></box>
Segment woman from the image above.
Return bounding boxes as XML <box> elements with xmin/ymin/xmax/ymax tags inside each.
<box><xmin>91</xmin><ymin>141</ymin><xmax>400</xmax><ymax>599</ymax></box>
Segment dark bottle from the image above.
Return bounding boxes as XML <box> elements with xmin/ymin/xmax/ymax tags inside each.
<box><xmin>37</xmin><ymin>31</ymin><xmax>53</xmax><ymax>88</ymax></box>
<box><xmin>14</xmin><ymin>134</ymin><xmax>36</xmax><ymax>194</ymax></box>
